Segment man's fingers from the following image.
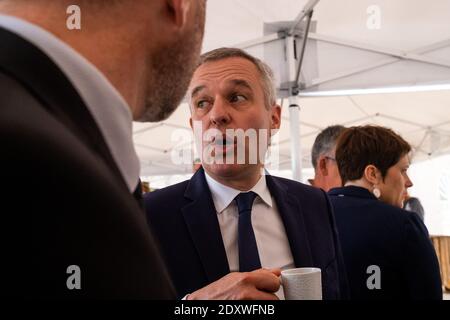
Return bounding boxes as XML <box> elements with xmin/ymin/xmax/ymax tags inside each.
<box><xmin>251</xmin><ymin>291</ymin><xmax>280</xmax><ymax>300</ymax></box>
<box><xmin>247</xmin><ymin>269</ymin><xmax>281</xmax><ymax>293</ymax></box>
<box><xmin>267</xmin><ymin>268</ymin><xmax>282</xmax><ymax>277</ymax></box>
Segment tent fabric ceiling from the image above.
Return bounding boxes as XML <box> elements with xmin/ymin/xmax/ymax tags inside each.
<box><xmin>134</xmin><ymin>0</ymin><xmax>450</xmax><ymax>176</ymax></box>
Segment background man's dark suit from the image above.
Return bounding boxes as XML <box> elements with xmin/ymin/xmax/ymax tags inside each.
<box><xmin>145</xmin><ymin>168</ymin><xmax>348</xmax><ymax>299</ymax></box>
<box><xmin>0</xmin><ymin>28</ymin><xmax>174</xmax><ymax>298</ymax></box>
<box><xmin>329</xmin><ymin>186</ymin><xmax>442</xmax><ymax>299</ymax></box>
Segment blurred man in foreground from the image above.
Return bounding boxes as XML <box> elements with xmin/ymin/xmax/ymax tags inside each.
<box><xmin>0</xmin><ymin>0</ymin><xmax>206</xmax><ymax>298</ymax></box>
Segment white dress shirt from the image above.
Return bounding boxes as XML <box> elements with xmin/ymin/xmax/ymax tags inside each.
<box><xmin>204</xmin><ymin>171</ymin><xmax>295</xmax><ymax>272</ymax></box>
<box><xmin>204</xmin><ymin>172</ymin><xmax>295</xmax><ymax>299</ymax></box>
<box><xmin>0</xmin><ymin>14</ymin><xmax>140</xmax><ymax>192</ymax></box>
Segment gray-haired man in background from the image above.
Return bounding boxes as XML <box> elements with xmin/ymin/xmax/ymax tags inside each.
<box><xmin>309</xmin><ymin>125</ymin><xmax>346</xmax><ymax>192</ymax></box>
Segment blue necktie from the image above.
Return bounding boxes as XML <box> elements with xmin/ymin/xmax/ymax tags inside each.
<box><xmin>235</xmin><ymin>191</ymin><xmax>261</xmax><ymax>272</ymax></box>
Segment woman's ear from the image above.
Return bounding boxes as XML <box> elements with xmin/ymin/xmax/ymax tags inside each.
<box><xmin>364</xmin><ymin>165</ymin><xmax>382</xmax><ymax>185</ymax></box>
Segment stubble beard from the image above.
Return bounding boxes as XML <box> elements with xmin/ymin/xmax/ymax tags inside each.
<box><xmin>138</xmin><ymin>11</ymin><xmax>204</xmax><ymax>122</ymax></box>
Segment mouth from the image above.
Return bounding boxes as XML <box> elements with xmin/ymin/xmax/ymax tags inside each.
<box><xmin>208</xmin><ymin>134</ymin><xmax>237</xmax><ymax>154</ymax></box>
<box><xmin>211</xmin><ymin>134</ymin><xmax>234</xmax><ymax>145</ymax></box>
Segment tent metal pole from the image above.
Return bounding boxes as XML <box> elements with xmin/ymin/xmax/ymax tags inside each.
<box><xmin>288</xmin><ymin>97</ymin><xmax>302</xmax><ymax>181</ymax></box>
<box><xmin>287</xmin><ymin>3</ymin><xmax>317</xmax><ymax>182</ymax></box>
<box><xmin>293</xmin><ymin>10</ymin><xmax>313</xmax><ymax>92</ymax></box>
<box><xmin>285</xmin><ymin>35</ymin><xmax>302</xmax><ymax>181</ymax></box>
<box><xmin>290</xmin><ymin>0</ymin><xmax>320</xmax><ymax>35</ymax></box>
<box><xmin>307</xmin><ymin>38</ymin><xmax>450</xmax><ymax>88</ymax></box>
<box><xmin>308</xmin><ymin>32</ymin><xmax>450</xmax><ymax>69</ymax></box>
<box><xmin>234</xmin><ymin>0</ymin><xmax>321</xmax><ymax>51</ymax></box>
<box><xmin>234</xmin><ymin>33</ymin><xmax>282</xmax><ymax>50</ymax></box>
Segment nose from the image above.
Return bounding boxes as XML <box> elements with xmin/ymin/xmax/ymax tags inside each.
<box><xmin>209</xmin><ymin>97</ymin><xmax>231</xmax><ymax>127</ymax></box>
<box><xmin>405</xmin><ymin>174</ymin><xmax>413</xmax><ymax>188</ymax></box>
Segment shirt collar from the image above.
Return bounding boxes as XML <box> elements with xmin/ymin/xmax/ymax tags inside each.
<box><xmin>204</xmin><ymin>171</ymin><xmax>273</xmax><ymax>214</ymax></box>
<box><xmin>0</xmin><ymin>14</ymin><xmax>140</xmax><ymax>192</ymax></box>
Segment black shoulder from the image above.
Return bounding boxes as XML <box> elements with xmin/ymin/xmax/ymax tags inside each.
<box><xmin>272</xmin><ymin>176</ymin><xmax>327</xmax><ymax>199</ymax></box>
<box><xmin>377</xmin><ymin>200</ymin><xmax>414</xmax><ymax>217</ymax></box>
<box><xmin>144</xmin><ymin>179</ymin><xmax>190</xmax><ymax>205</ymax></box>
<box><xmin>370</xmin><ymin>200</ymin><xmax>424</xmax><ymax>229</ymax></box>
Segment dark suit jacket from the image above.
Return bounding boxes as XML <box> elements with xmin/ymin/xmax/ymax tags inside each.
<box><xmin>0</xmin><ymin>27</ymin><xmax>174</xmax><ymax>299</ymax></box>
<box><xmin>329</xmin><ymin>186</ymin><xmax>442</xmax><ymax>300</ymax></box>
<box><xmin>145</xmin><ymin>168</ymin><xmax>348</xmax><ymax>299</ymax></box>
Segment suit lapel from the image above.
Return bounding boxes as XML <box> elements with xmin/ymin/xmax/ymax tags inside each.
<box><xmin>181</xmin><ymin>169</ymin><xmax>230</xmax><ymax>283</ymax></box>
<box><xmin>0</xmin><ymin>27</ymin><xmax>127</xmax><ymax>189</ymax></box>
<box><xmin>266</xmin><ymin>175</ymin><xmax>314</xmax><ymax>267</ymax></box>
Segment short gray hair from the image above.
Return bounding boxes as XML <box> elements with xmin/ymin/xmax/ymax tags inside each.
<box><xmin>197</xmin><ymin>47</ymin><xmax>277</xmax><ymax>109</ymax></box>
<box><xmin>311</xmin><ymin>125</ymin><xmax>346</xmax><ymax>168</ymax></box>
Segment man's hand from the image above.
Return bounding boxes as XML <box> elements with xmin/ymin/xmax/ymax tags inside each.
<box><xmin>187</xmin><ymin>268</ymin><xmax>281</xmax><ymax>300</ymax></box>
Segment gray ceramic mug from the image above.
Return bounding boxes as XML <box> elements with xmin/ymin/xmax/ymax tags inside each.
<box><xmin>281</xmin><ymin>267</ymin><xmax>322</xmax><ymax>300</ymax></box>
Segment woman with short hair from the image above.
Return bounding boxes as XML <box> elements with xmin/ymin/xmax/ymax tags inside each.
<box><xmin>329</xmin><ymin>125</ymin><xmax>442</xmax><ymax>299</ymax></box>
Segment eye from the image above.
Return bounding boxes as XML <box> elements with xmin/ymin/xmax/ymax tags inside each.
<box><xmin>229</xmin><ymin>94</ymin><xmax>246</xmax><ymax>103</ymax></box>
<box><xmin>196</xmin><ymin>100</ymin><xmax>211</xmax><ymax>109</ymax></box>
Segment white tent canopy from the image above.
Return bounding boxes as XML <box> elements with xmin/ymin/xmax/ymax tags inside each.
<box><xmin>134</xmin><ymin>0</ymin><xmax>450</xmax><ymax>177</ymax></box>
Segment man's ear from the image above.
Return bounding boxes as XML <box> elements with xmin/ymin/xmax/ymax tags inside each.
<box><xmin>166</xmin><ymin>0</ymin><xmax>190</xmax><ymax>28</ymax></box>
<box><xmin>364</xmin><ymin>165</ymin><xmax>381</xmax><ymax>185</ymax></box>
<box><xmin>270</xmin><ymin>104</ymin><xmax>281</xmax><ymax>130</ymax></box>
<box><xmin>318</xmin><ymin>156</ymin><xmax>329</xmax><ymax>176</ymax></box>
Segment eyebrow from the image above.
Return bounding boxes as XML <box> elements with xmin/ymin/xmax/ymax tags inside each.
<box><xmin>229</xmin><ymin>79</ymin><xmax>252</xmax><ymax>91</ymax></box>
<box><xmin>190</xmin><ymin>85</ymin><xmax>206</xmax><ymax>100</ymax></box>
<box><xmin>190</xmin><ymin>79</ymin><xmax>254</xmax><ymax>100</ymax></box>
